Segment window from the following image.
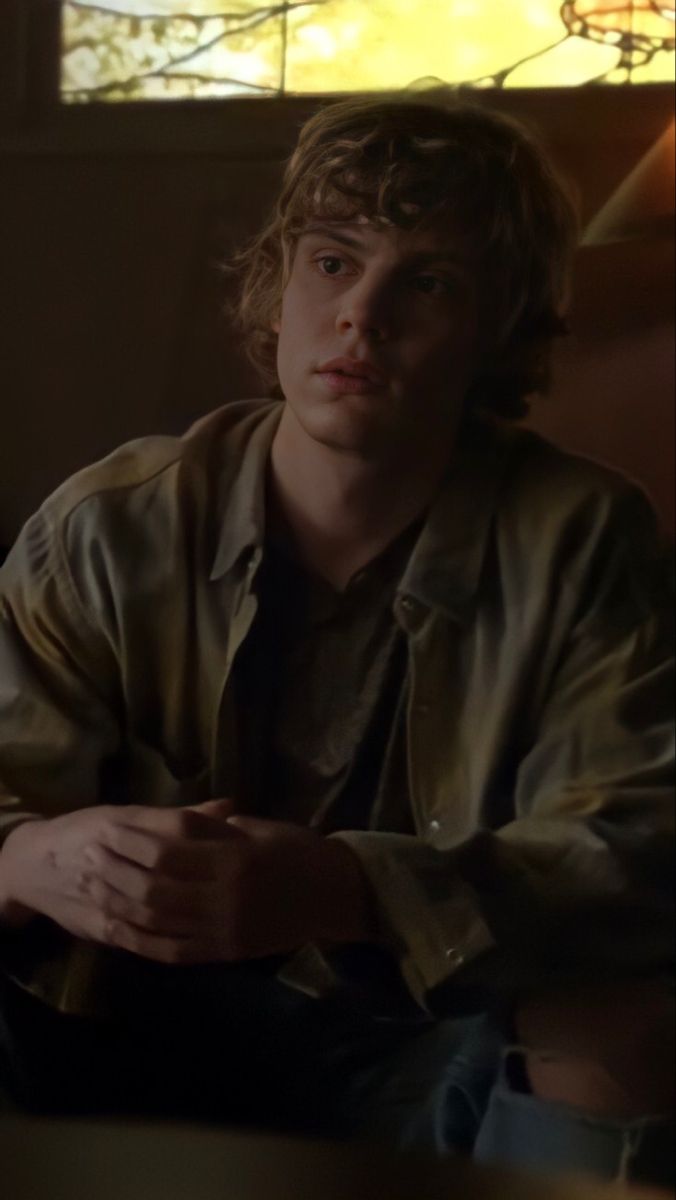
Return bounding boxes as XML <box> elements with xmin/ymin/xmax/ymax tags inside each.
<box><xmin>62</xmin><ymin>1</ymin><xmax>675</xmax><ymax>102</ymax></box>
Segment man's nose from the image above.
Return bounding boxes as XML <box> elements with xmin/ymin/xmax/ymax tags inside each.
<box><xmin>335</xmin><ymin>277</ymin><xmax>392</xmax><ymax>340</ymax></box>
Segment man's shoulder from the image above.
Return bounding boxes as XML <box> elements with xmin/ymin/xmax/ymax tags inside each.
<box><xmin>492</xmin><ymin>421</ymin><xmax>659</xmax><ymax>538</ymax></box>
<box><xmin>499</xmin><ymin>422</ymin><xmax>634</xmax><ymax>496</ymax></box>
<box><xmin>484</xmin><ymin>423</ymin><xmax>670</xmax><ymax>612</ymax></box>
<box><xmin>40</xmin><ymin>399</ymin><xmax>279</xmax><ymax>529</ymax></box>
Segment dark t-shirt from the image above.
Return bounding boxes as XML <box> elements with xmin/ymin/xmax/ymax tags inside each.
<box><xmin>233</xmin><ymin>522</ymin><xmax>422</xmax><ymax>837</ymax></box>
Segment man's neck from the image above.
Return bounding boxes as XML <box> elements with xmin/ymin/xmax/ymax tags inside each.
<box><xmin>268</xmin><ymin>405</ymin><xmax>456</xmax><ymax>591</ymax></box>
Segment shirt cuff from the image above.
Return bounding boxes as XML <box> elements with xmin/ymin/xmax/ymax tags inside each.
<box><xmin>332</xmin><ymin>829</ymin><xmax>496</xmax><ymax>1010</ymax></box>
<box><xmin>0</xmin><ymin>806</ymin><xmax>42</xmax><ymax>848</ymax></box>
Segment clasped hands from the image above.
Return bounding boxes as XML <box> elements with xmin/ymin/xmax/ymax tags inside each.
<box><xmin>0</xmin><ymin>801</ymin><xmax>374</xmax><ymax>964</ymax></box>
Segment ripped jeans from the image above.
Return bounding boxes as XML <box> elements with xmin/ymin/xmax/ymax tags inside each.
<box><xmin>342</xmin><ymin>1007</ymin><xmax>674</xmax><ymax>1190</ymax></box>
<box><xmin>0</xmin><ymin>966</ymin><xmax>673</xmax><ymax>1190</ymax></box>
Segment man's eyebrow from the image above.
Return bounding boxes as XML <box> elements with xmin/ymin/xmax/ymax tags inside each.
<box><xmin>298</xmin><ymin>223</ymin><xmax>367</xmax><ymax>249</ymax></box>
<box><xmin>298</xmin><ymin>223</ymin><xmax>472</xmax><ymax>266</ymax></box>
<box><xmin>404</xmin><ymin>250</ymin><xmax>472</xmax><ymax>268</ymax></box>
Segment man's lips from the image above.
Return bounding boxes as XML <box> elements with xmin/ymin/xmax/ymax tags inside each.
<box><xmin>316</xmin><ymin>358</ymin><xmax>387</xmax><ymax>391</ymax></box>
<box><xmin>318</xmin><ymin>357</ymin><xmax>386</xmax><ymax>383</ymax></box>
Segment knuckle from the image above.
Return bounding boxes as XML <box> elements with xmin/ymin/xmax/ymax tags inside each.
<box><xmin>100</xmin><ymin>887</ymin><xmax>124</xmax><ymax>918</ymax></box>
<box><xmin>100</xmin><ymin>913</ymin><xmax>118</xmax><ymax>944</ymax></box>
<box><xmin>87</xmin><ymin>876</ymin><xmax>107</xmax><ymax>907</ymax></box>
<box><xmin>84</xmin><ymin>843</ymin><xmax>104</xmax><ymax>870</ymax></box>
<box><xmin>75</xmin><ymin>869</ymin><xmax>93</xmax><ymax>896</ymax></box>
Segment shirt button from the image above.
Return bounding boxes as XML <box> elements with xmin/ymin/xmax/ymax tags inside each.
<box><xmin>398</xmin><ymin>594</ymin><xmax>426</xmax><ymax>629</ymax></box>
<box><xmin>445</xmin><ymin>948</ymin><xmax>465</xmax><ymax>968</ymax></box>
<box><xmin>428</xmin><ymin>819</ymin><xmax>441</xmax><ymax>836</ymax></box>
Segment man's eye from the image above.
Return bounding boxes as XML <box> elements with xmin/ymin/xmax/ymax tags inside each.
<box><xmin>315</xmin><ymin>255</ymin><xmax>347</xmax><ymax>276</ymax></box>
<box><xmin>412</xmin><ymin>274</ymin><xmax>450</xmax><ymax>296</ymax></box>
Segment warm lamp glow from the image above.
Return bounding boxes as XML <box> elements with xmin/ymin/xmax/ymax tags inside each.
<box><xmin>583</xmin><ymin>118</ymin><xmax>675</xmax><ymax>244</ymax></box>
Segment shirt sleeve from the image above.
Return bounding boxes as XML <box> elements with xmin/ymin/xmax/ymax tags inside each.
<box><xmin>335</xmin><ymin>487</ymin><xmax>675</xmax><ymax>1014</ymax></box>
<box><xmin>0</xmin><ymin>505</ymin><xmax>121</xmax><ymax>844</ymax></box>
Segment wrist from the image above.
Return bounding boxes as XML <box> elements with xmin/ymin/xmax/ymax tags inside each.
<box><xmin>0</xmin><ymin>820</ymin><xmax>43</xmax><ymax>927</ymax></box>
<box><xmin>318</xmin><ymin>837</ymin><xmax>379</xmax><ymax>946</ymax></box>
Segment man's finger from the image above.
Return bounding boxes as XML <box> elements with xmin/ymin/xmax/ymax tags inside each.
<box><xmin>188</xmin><ymin>798</ymin><xmax>240</xmax><ymax>825</ymax></box>
<box><xmin>107</xmin><ymin>921</ymin><xmax>235</xmax><ymax>966</ymax></box>
<box><xmin>111</xmin><ymin>803</ymin><xmax>240</xmax><ymax>842</ymax></box>
<box><xmin>95</xmin><ymin>823</ymin><xmax>222</xmax><ymax>877</ymax></box>
<box><xmin>86</xmin><ymin>844</ymin><xmax>217</xmax><ymax>916</ymax></box>
<box><xmin>86</xmin><ymin>876</ymin><xmax>212</xmax><ymax>938</ymax></box>
<box><xmin>225</xmin><ymin>815</ymin><xmax>311</xmax><ymax>844</ymax></box>
<box><xmin>37</xmin><ymin>894</ymin><xmax>120</xmax><ymax>947</ymax></box>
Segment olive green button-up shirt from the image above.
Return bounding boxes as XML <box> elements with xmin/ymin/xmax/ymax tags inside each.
<box><xmin>0</xmin><ymin>399</ymin><xmax>673</xmax><ymax>1016</ymax></box>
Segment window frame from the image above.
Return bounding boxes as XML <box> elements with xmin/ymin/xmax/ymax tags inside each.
<box><xmin>0</xmin><ymin>0</ymin><xmax>673</xmax><ymax>160</ymax></box>
<box><xmin>0</xmin><ymin>0</ymin><xmax>320</xmax><ymax>156</ymax></box>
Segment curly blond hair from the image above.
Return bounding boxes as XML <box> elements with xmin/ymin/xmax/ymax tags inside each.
<box><xmin>232</xmin><ymin>91</ymin><xmax>578</xmax><ymax>419</ymax></box>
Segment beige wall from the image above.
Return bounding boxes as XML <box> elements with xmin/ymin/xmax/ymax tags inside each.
<box><xmin>0</xmin><ymin>88</ymin><xmax>673</xmax><ymax>548</ymax></box>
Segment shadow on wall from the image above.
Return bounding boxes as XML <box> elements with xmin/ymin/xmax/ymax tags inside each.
<box><xmin>525</xmin><ymin>238</ymin><xmax>675</xmax><ymax>536</ymax></box>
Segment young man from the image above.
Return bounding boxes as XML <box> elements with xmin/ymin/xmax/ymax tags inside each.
<box><xmin>0</xmin><ymin>94</ymin><xmax>673</xmax><ymax>1183</ymax></box>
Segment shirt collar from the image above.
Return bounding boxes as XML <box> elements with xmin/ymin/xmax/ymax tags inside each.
<box><xmin>208</xmin><ymin>401</ymin><xmax>512</xmax><ymax>621</ymax></box>
<box><xmin>209</xmin><ymin>400</ymin><xmax>284</xmax><ymax>581</ymax></box>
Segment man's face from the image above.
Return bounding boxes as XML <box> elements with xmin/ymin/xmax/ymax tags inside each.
<box><xmin>274</xmin><ymin>218</ymin><xmax>480</xmax><ymax>462</ymax></box>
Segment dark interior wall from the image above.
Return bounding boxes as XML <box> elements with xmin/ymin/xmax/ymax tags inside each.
<box><xmin>528</xmin><ymin>236</ymin><xmax>674</xmax><ymax>531</ymax></box>
<box><xmin>0</xmin><ymin>86</ymin><xmax>673</xmax><ymax>548</ymax></box>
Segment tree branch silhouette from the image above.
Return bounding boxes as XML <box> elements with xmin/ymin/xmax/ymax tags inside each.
<box><xmin>67</xmin><ymin>1</ymin><xmax>327</xmax><ymax>23</ymax></box>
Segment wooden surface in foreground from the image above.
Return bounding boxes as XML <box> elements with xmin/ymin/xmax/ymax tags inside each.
<box><xmin>1</xmin><ymin>1117</ymin><xmax>670</xmax><ymax>1200</ymax></box>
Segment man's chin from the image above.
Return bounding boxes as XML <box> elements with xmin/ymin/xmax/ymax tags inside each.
<box><xmin>296</xmin><ymin>402</ymin><xmax>399</xmax><ymax>458</ymax></box>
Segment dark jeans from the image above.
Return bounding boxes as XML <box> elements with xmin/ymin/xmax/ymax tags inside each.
<box><xmin>0</xmin><ymin>968</ymin><xmax>673</xmax><ymax>1189</ymax></box>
